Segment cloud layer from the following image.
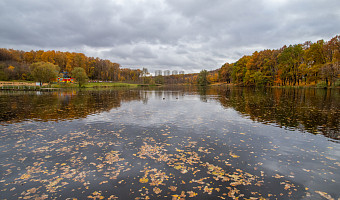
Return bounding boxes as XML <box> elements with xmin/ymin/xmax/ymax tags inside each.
<box><xmin>1</xmin><ymin>0</ymin><xmax>339</xmax><ymax>73</ymax></box>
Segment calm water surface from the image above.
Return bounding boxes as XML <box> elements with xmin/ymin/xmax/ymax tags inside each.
<box><xmin>0</xmin><ymin>87</ymin><xmax>339</xmax><ymax>199</ymax></box>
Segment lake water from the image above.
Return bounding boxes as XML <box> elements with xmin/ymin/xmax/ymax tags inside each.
<box><xmin>0</xmin><ymin>86</ymin><xmax>339</xmax><ymax>199</ymax></box>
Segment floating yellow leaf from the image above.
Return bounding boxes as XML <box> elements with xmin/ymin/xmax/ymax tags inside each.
<box><xmin>187</xmin><ymin>191</ymin><xmax>198</xmax><ymax>197</ymax></box>
<box><xmin>169</xmin><ymin>186</ymin><xmax>177</xmax><ymax>192</ymax></box>
<box><xmin>153</xmin><ymin>187</ymin><xmax>162</xmax><ymax>194</ymax></box>
<box><xmin>139</xmin><ymin>177</ymin><xmax>149</xmax><ymax>183</ymax></box>
<box><xmin>229</xmin><ymin>152</ymin><xmax>240</xmax><ymax>158</ymax></box>
<box><xmin>174</xmin><ymin>165</ymin><xmax>182</xmax><ymax>170</ymax></box>
<box><xmin>20</xmin><ymin>174</ymin><xmax>31</xmax><ymax>179</ymax></box>
<box><xmin>315</xmin><ymin>191</ymin><xmax>334</xmax><ymax>200</ymax></box>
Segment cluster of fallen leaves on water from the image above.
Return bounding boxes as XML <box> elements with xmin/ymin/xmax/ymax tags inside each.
<box><xmin>0</xmin><ymin>124</ymin><xmax>338</xmax><ymax>200</ymax></box>
<box><xmin>135</xmin><ymin>137</ymin><xmax>289</xmax><ymax>199</ymax></box>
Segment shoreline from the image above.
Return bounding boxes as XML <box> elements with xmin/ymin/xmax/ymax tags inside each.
<box><xmin>1</xmin><ymin>81</ymin><xmax>339</xmax><ymax>91</ymax></box>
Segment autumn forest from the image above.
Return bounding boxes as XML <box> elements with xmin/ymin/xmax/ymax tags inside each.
<box><xmin>0</xmin><ymin>35</ymin><xmax>339</xmax><ymax>87</ymax></box>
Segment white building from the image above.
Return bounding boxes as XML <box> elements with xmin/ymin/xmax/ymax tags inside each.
<box><xmin>155</xmin><ymin>70</ymin><xmax>162</xmax><ymax>76</ymax></box>
<box><xmin>164</xmin><ymin>70</ymin><xmax>170</xmax><ymax>76</ymax></box>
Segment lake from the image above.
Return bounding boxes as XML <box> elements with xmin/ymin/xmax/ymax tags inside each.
<box><xmin>0</xmin><ymin>86</ymin><xmax>339</xmax><ymax>199</ymax></box>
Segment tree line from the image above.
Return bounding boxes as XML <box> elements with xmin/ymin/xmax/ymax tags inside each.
<box><xmin>217</xmin><ymin>35</ymin><xmax>340</xmax><ymax>87</ymax></box>
<box><xmin>0</xmin><ymin>49</ymin><xmax>141</xmax><ymax>82</ymax></box>
<box><xmin>150</xmin><ymin>35</ymin><xmax>339</xmax><ymax>87</ymax></box>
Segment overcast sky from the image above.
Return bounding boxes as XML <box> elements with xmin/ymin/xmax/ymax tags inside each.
<box><xmin>0</xmin><ymin>0</ymin><xmax>339</xmax><ymax>73</ymax></box>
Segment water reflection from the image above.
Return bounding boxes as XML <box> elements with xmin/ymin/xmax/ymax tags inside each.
<box><xmin>214</xmin><ymin>87</ymin><xmax>340</xmax><ymax>140</ymax></box>
<box><xmin>0</xmin><ymin>89</ymin><xmax>143</xmax><ymax>124</ymax></box>
<box><xmin>0</xmin><ymin>87</ymin><xmax>339</xmax><ymax>140</ymax></box>
<box><xmin>0</xmin><ymin>87</ymin><xmax>339</xmax><ymax>199</ymax></box>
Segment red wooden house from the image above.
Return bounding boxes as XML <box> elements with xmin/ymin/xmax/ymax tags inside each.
<box><xmin>57</xmin><ymin>77</ymin><xmax>74</xmax><ymax>83</ymax></box>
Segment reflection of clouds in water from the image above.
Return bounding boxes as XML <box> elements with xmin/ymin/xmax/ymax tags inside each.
<box><xmin>232</xmin><ymin>122</ymin><xmax>340</xmax><ymax>195</ymax></box>
<box><xmin>84</xmin><ymin>91</ymin><xmax>245</xmax><ymax>128</ymax></box>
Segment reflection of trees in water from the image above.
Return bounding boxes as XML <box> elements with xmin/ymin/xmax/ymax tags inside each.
<box><xmin>215</xmin><ymin>87</ymin><xmax>340</xmax><ymax>140</ymax></box>
<box><xmin>198</xmin><ymin>86</ymin><xmax>208</xmax><ymax>102</ymax></box>
<box><xmin>140</xmin><ymin>90</ymin><xmax>149</xmax><ymax>104</ymax></box>
<box><xmin>1</xmin><ymin>87</ymin><xmax>338</xmax><ymax>140</ymax></box>
<box><xmin>0</xmin><ymin>89</ymin><xmax>143</xmax><ymax>123</ymax></box>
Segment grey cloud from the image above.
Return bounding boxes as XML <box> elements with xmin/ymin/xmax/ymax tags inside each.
<box><xmin>0</xmin><ymin>0</ymin><xmax>339</xmax><ymax>73</ymax></box>
<box><xmin>132</xmin><ymin>45</ymin><xmax>158</xmax><ymax>59</ymax></box>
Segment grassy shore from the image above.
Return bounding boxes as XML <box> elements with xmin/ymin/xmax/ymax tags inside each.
<box><xmin>50</xmin><ymin>82</ymin><xmax>139</xmax><ymax>88</ymax></box>
<box><xmin>1</xmin><ymin>81</ymin><xmax>139</xmax><ymax>90</ymax></box>
<box><xmin>82</xmin><ymin>82</ymin><xmax>138</xmax><ymax>88</ymax></box>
